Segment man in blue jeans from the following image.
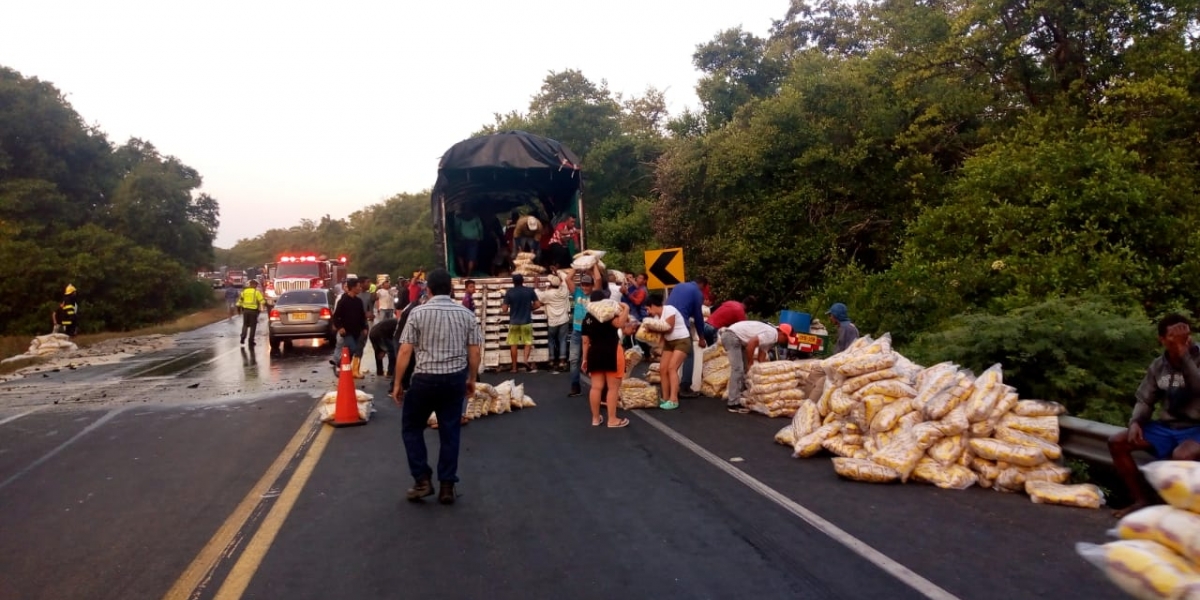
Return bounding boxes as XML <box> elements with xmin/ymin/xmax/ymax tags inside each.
<box><xmin>390</xmin><ymin>269</ymin><xmax>482</xmax><ymax>505</ymax></box>
<box><xmin>669</xmin><ymin>277</ymin><xmax>709</xmax><ymax>398</ymax></box>
<box><xmin>566</xmin><ymin>266</ymin><xmax>600</xmax><ymax>397</ymax></box>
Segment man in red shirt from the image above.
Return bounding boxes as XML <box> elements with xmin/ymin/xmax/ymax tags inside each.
<box><xmin>546</xmin><ymin>215</ymin><xmax>580</xmax><ymax>269</ymax></box>
<box><xmin>704</xmin><ymin>296</ymin><xmax>756</xmax><ymax>345</ymax></box>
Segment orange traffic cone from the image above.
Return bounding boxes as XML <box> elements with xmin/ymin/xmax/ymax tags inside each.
<box><xmin>331</xmin><ymin>347</ymin><xmax>366</xmax><ymax>428</ymax></box>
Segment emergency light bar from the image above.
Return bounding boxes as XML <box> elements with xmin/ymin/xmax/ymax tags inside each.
<box><xmin>278</xmin><ymin>255</ymin><xmax>320</xmax><ymax>263</ymax></box>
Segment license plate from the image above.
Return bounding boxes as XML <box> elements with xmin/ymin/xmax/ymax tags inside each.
<box><xmin>793</xmin><ymin>333</ymin><xmax>820</xmax><ymax>345</ymax></box>
<box><xmin>291</xmin><ymin>312</ymin><xmax>310</xmax><ymax>321</ymax></box>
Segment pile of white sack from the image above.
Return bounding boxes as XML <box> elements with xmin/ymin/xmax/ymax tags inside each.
<box><xmin>512</xmin><ymin>252</ymin><xmax>546</xmax><ymax>277</ymax></box>
<box><xmin>317</xmin><ymin>389</ymin><xmax>376</xmax><ymax>423</ymax></box>
<box><xmin>25</xmin><ymin>334</ymin><xmax>78</xmax><ymax>357</ymax></box>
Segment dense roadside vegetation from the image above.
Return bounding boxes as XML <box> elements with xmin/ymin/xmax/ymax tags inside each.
<box><xmin>0</xmin><ymin>67</ymin><xmax>218</xmax><ymax>336</ymax></box>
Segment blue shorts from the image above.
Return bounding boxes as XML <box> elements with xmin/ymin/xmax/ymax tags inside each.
<box><xmin>458</xmin><ymin>240</ymin><xmax>480</xmax><ymax>263</ymax></box>
<box><xmin>1143</xmin><ymin>421</ymin><xmax>1200</xmax><ymax>459</ymax></box>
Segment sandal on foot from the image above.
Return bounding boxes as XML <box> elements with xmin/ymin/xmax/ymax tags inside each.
<box><xmin>607</xmin><ymin>418</ymin><xmax>630</xmax><ymax>428</ymax></box>
<box><xmin>592</xmin><ymin>416</ymin><xmax>604</xmax><ymax>427</ymax></box>
<box><xmin>659</xmin><ymin>400</ymin><xmax>679</xmax><ymax>410</ymax></box>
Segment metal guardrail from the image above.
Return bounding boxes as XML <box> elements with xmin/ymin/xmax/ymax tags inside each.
<box><xmin>1058</xmin><ymin>415</ymin><xmax>1153</xmax><ymax>467</ymax></box>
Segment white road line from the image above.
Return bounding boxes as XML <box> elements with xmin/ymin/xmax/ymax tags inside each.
<box><xmin>125</xmin><ymin>349</ymin><xmax>207</xmax><ymax>378</ymax></box>
<box><xmin>0</xmin><ymin>407</ymin><xmax>46</xmax><ymax>427</ymax></box>
<box><xmin>0</xmin><ymin>406</ymin><xmax>127</xmax><ymax>493</ymax></box>
<box><xmin>633</xmin><ymin>411</ymin><xmax>962</xmax><ymax>600</ymax></box>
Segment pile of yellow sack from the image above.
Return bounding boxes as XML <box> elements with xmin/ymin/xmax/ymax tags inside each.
<box><xmin>1080</xmin><ymin>462</ymin><xmax>1200</xmax><ymax>599</ymax></box>
<box><xmin>460</xmin><ymin>380</ymin><xmax>536</xmax><ymax>422</ymax></box>
<box><xmin>646</xmin><ymin>362</ymin><xmax>661</xmax><ymax>384</ymax></box>
<box><xmin>743</xmin><ymin>359</ymin><xmax>824</xmax><ymax>418</ymax></box>
<box><xmin>619</xmin><ymin>378</ymin><xmax>660</xmax><ymax>409</ymax></box>
<box><xmin>700</xmin><ymin>342</ymin><xmax>731</xmax><ymax>398</ymax></box>
<box><xmin>512</xmin><ymin>252</ymin><xmax>546</xmax><ymax>277</ymax></box>
<box><xmin>775</xmin><ymin>333</ymin><xmax>1100</xmax><ymax>503</ymax></box>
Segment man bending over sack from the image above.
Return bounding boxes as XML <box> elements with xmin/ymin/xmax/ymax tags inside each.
<box><xmin>1109</xmin><ymin>313</ymin><xmax>1200</xmax><ymax>517</ymax></box>
<box><xmin>722</xmin><ymin>321</ymin><xmax>792</xmax><ymax>414</ymax></box>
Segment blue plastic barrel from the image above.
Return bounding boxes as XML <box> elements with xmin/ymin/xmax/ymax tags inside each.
<box><xmin>779</xmin><ymin>310</ymin><xmax>812</xmax><ymax>334</ymax></box>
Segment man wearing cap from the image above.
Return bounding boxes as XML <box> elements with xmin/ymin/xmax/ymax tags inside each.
<box><xmin>826</xmin><ymin>302</ymin><xmax>860</xmax><ymax>354</ymax></box>
<box><xmin>513</xmin><ymin>214</ymin><xmax>543</xmax><ymax>261</ymax></box>
<box><xmin>537</xmin><ymin>272</ymin><xmax>572</xmax><ymax>372</ymax></box>
<box><xmin>722</xmin><ymin>320</ymin><xmax>792</xmax><ymax>413</ymax></box>
<box><xmin>566</xmin><ymin>264</ymin><xmax>601</xmax><ymax>396</ymax></box>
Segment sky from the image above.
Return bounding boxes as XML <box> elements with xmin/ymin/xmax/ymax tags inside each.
<box><xmin>3</xmin><ymin>0</ymin><xmax>787</xmax><ymax>248</ymax></box>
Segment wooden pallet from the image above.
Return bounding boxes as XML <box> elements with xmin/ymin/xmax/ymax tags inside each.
<box><xmin>454</xmin><ymin>277</ymin><xmax>558</xmax><ymax>371</ymax></box>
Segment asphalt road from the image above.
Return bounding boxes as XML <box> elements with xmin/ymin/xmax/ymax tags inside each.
<box><xmin>0</xmin><ymin>317</ymin><xmax>1125</xmax><ymax>600</ymax></box>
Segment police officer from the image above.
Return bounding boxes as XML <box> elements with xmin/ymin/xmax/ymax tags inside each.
<box><xmin>237</xmin><ymin>280</ymin><xmax>267</xmax><ymax>346</ymax></box>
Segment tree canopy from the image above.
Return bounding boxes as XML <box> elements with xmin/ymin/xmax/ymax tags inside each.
<box><xmin>0</xmin><ymin>66</ymin><xmax>219</xmax><ymax>335</ymax></box>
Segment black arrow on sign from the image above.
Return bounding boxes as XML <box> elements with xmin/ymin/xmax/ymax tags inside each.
<box><xmin>649</xmin><ymin>250</ymin><xmax>681</xmax><ymax>287</ymax></box>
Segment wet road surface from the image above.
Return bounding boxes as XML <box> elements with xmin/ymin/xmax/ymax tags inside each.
<box><xmin>0</xmin><ymin>318</ymin><xmax>1124</xmax><ymax>599</ymax></box>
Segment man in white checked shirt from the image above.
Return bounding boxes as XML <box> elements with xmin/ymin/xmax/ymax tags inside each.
<box><xmin>391</xmin><ymin>268</ymin><xmax>482</xmax><ymax>505</ymax></box>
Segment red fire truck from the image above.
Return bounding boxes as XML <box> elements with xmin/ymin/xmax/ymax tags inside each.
<box><xmin>263</xmin><ymin>254</ymin><xmax>348</xmax><ymax>306</ymax></box>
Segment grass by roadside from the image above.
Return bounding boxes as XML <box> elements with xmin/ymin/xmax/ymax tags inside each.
<box><xmin>0</xmin><ymin>305</ymin><xmax>231</xmax><ymax>374</ymax></box>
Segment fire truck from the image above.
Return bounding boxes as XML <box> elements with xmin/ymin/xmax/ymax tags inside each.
<box><xmin>263</xmin><ymin>254</ymin><xmax>348</xmax><ymax>306</ymax></box>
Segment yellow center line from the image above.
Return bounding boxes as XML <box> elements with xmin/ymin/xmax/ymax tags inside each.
<box><xmin>214</xmin><ymin>424</ymin><xmax>333</xmax><ymax>600</ymax></box>
<box><xmin>161</xmin><ymin>410</ymin><xmax>321</xmax><ymax>600</ymax></box>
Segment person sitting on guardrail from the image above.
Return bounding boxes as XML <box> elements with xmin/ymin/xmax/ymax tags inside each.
<box><xmin>1109</xmin><ymin>313</ymin><xmax>1200</xmax><ymax>517</ymax></box>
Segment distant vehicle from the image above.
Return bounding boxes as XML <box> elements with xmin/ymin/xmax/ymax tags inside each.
<box><xmin>199</xmin><ymin>272</ymin><xmax>225</xmax><ymax>288</ymax></box>
<box><xmin>226</xmin><ymin>271</ymin><xmax>246</xmax><ymax>287</ymax></box>
<box><xmin>263</xmin><ymin>254</ymin><xmax>348</xmax><ymax>307</ymax></box>
<box><xmin>267</xmin><ymin>289</ymin><xmax>336</xmax><ymax>352</ymax></box>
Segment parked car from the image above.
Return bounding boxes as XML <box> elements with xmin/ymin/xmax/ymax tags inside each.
<box><xmin>267</xmin><ymin>289</ymin><xmax>336</xmax><ymax>352</ymax></box>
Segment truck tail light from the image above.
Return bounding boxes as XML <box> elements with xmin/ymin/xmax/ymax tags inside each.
<box><xmin>319</xmin><ymin>307</ymin><xmax>332</xmax><ymax>320</ymax></box>
<box><xmin>269</xmin><ymin>309</ymin><xmax>280</xmax><ymax>321</ymax></box>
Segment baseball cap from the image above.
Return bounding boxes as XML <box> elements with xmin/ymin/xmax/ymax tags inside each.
<box><xmin>779</xmin><ymin>323</ymin><xmax>793</xmax><ymax>336</ymax></box>
<box><xmin>580</xmin><ymin>274</ymin><xmax>594</xmax><ymax>285</ymax></box>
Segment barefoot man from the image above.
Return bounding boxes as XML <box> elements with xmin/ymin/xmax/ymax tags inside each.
<box><xmin>1109</xmin><ymin>314</ymin><xmax>1200</xmax><ymax>517</ymax></box>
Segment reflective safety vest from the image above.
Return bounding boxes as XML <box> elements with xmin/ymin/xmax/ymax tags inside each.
<box><xmin>59</xmin><ymin>302</ymin><xmax>77</xmax><ymax>325</ymax></box>
<box><xmin>238</xmin><ymin>288</ymin><xmax>265</xmax><ymax>310</ymax></box>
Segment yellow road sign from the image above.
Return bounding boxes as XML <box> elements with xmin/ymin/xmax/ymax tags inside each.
<box><xmin>644</xmin><ymin>248</ymin><xmax>685</xmax><ymax>289</ymax></box>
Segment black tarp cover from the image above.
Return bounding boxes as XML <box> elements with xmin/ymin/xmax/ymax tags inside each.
<box><xmin>431</xmin><ymin>131</ymin><xmax>584</xmax><ymax>270</ymax></box>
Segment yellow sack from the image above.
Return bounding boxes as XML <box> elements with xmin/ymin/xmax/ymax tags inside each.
<box><xmin>871</xmin><ymin>429</ymin><xmax>928</xmax><ymax>482</ymax></box>
<box><xmin>970</xmin><ymin>419</ymin><xmax>996</xmax><ymax>438</ymax></box>
<box><xmin>862</xmin><ymin>394</ymin><xmax>887</xmax><ymax>427</ymax></box>
<box><xmin>1013</xmin><ymin>399</ymin><xmax>1067</xmax><ymax>417</ymax></box>
<box><xmin>928</xmin><ymin>435</ymin><xmax>967</xmax><ymax>466</ymax></box>
<box><xmin>843</xmin><ymin>368</ymin><xmax>899</xmax><ymax>395</ymax></box>
<box><xmin>792</xmin><ymin>400</ymin><xmax>822</xmax><ymax>439</ymax></box>
<box><xmin>988</xmin><ymin>388</ymin><xmax>1020</xmax><ymax>421</ymax></box>
<box><xmin>635</xmin><ymin>324</ymin><xmax>663</xmax><ymax>346</ymax></box>
<box><xmin>1143</xmin><ymin>461</ymin><xmax>1200</xmax><ymax>514</ymax></box>
<box><xmin>911</xmin><ymin>458</ymin><xmax>978</xmax><ymax>490</ymax></box>
<box><xmin>994</xmin><ymin>425</ymin><xmax>1063</xmax><ymax>461</ymax></box>
<box><xmin>1078</xmin><ymin>540</ymin><xmax>1200</xmax><ymax>600</ymax></box>
<box><xmin>969</xmin><ymin>438</ymin><xmax>1047</xmax><ymax>468</ymax></box>
<box><xmin>1026</xmin><ymin>481</ymin><xmax>1105</xmax><ymax>508</ymax></box>
<box><xmin>774</xmin><ymin>424</ymin><xmax>797</xmax><ymax>447</ymax></box>
<box><xmin>837</xmin><ymin>352</ymin><xmax>898</xmax><ymax>378</ymax></box>
<box><xmin>932</xmin><ymin>406</ymin><xmax>969</xmax><ymax>437</ymax></box>
<box><xmin>830</xmin><ymin>388</ymin><xmax>857</xmax><ymax>415</ymax></box>
<box><xmin>822</xmin><ymin>436</ymin><xmax>863</xmax><ymax>458</ymax></box>
<box><xmin>922</xmin><ymin>373</ymin><xmax>974</xmax><ymax>421</ymax></box>
<box><xmin>1118</xmin><ymin>505</ymin><xmax>1200</xmax><ymax>566</ymax></box>
<box><xmin>832</xmin><ymin>457</ymin><xmax>900</xmax><ymax>483</ymax></box>
<box><xmin>855</xmin><ymin>379</ymin><xmax>918</xmax><ymax>400</ymax></box>
<box><xmin>999</xmin><ymin>414</ymin><xmax>1060</xmax><ymax>444</ymax></box>
<box><xmin>897</xmin><ymin>410</ymin><xmax>925</xmax><ymax>431</ymax></box>
<box><xmin>964</xmin><ymin>364</ymin><xmax>1005</xmax><ymax>423</ymax></box>
<box><xmin>971</xmin><ymin>457</ymin><xmax>1003</xmax><ymax>482</ymax></box>
<box><xmin>870</xmin><ymin>398</ymin><xmax>915</xmax><ymax>434</ymax></box>
<box><xmin>995</xmin><ymin>464</ymin><xmax>1072</xmax><ymax>492</ymax></box>
<box><xmin>793</xmin><ymin>423</ymin><xmax>841</xmax><ymax>458</ymax></box>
